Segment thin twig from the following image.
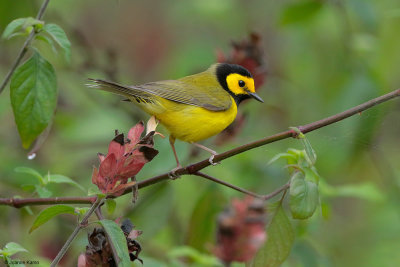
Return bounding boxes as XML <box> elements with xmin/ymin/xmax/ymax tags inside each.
<box><xmin>194</xmin><ymin>172</ymin><xmax>290</xmax><ymax>201</ymax></box>
<box><xmin>0</xmin><ymin>88</ymin><xmax>399</xmax><ymax>207</ymax></box>
<box><xmin>50</xmin><ymin>197</ymin><xmax>103</xmax><ymax>267</ymax></box>
<box><xmin>262</xmin><ymin>183</ymin><xmax>290</xmax><ymax>201</ymax></box>
<box><xmin>194</xmin><ymin>172</ymin><xmax>264</xmax><ymax>198</ymax></box>
<box><xmin>0</xmin><ymin>0</ymin><xmax>51</xmax><ymax>94</ymax></box>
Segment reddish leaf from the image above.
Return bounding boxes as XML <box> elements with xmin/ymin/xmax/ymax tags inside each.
<box><xmin>108</xmin><ymin>135</ymin><xmax>125</xmax><ymax>159</ymax></box>
<box><xmin>127</xmin><ymin>121</ymin><xmax>145</xmax><ymax>147</ymax></box>
<box><xmin>91</xmin><ymin>120</ymin><xmax>159</xmax><ymax>196</ymax></box>
<box><xmin>99</xmin><ymin>153</ymin><xmax>117</xmax><ymax>178</ymax></box>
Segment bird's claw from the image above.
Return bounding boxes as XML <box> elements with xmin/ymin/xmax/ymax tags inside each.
<box><xmin>168</xmin><ymin>166</ymin><xmax>182</xmax><ymax>180</ymax></box>
<box><xmin>209</xmin><ymin>154</ymin><xmax>220</xmax><ymax>166</ymax></box>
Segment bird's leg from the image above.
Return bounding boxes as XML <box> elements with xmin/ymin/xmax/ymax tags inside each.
<box><xmin>192</xmin><ymin>142</ymin><xmax>220</xmax><ymax>166</ymax></box>
<box><xmin>168</xmin><ymin>136</ymin><xmax>182</xmax><ymax>180</ymax></box>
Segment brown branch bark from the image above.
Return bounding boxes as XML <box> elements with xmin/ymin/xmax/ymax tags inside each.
<box><xmin>194</xmin><ymin>172</ymin><xmax>290</xmax><ymax>200</ymax></box>
<box><xmin>0</xmin><ymin>88</ymin><xmax>399</xmax><ymax>207</ymax></box>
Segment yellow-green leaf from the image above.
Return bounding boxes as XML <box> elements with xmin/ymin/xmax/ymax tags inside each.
<box><xmin>289</xmin><ymin>172</ymin><xmax>319</xmax><ymax>219</ymax></box>
<box><xmin>98</xmin><ymin>219</ymin><xmax>131</xmax><ymax>267</ymax></box>
<box><xmin>29</xmin><ymin>205</ymin><xmax>75</xmax><ymax>233</ymax></box>
<box><xmin>42</xmin><ymin>23</ymin><xmax>71</xmax><ymax>62</ymax></box>
<box><xmin>0</xmin><ymin>242</ymin><xmax>28</xmax><ymax>257</ymax></box>
<box><xmin>2</xmin><ymin>17</ymin><xmax>43</xmax><ymax>40</ymax></box>
<box><xmin>247</xmin><ymin>203</ymin><xmax>294</xmax><ymax>267</ymax></box>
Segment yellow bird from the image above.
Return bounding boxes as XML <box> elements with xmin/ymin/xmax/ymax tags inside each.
<box><xmin>88</xmin><ymin>63</ymin><xmax>263</xmax><ymax>173</ymax></box>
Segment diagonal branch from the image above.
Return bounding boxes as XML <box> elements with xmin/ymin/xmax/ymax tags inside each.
<box><xmin>194</xmin><ymin>172</ymin><xmax>290</xmax><ymax>201</ymax></box>
<box><xmin>128</xmin><ymin>88</ymin><xmax>400</xmax><ymax>192</ymax></box>
<box><xmin>50</xmin><ymin>197</ymin><xmax>103</xmax><ymax>267</ymax></box>
<box><xmin>0</xmin><ymin>88</ymin><xmax>399</xmax><ymax>207</ymax></box>
<box><xmin>0</xmin><ymin>0</ymin><xmax>51</xmax><ymax>94</ymax></box>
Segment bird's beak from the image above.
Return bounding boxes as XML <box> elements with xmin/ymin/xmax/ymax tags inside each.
<box><xmin>247</xmin><ymin>91</ymin><xmax>264</xmax><ymax>103</ymax></box>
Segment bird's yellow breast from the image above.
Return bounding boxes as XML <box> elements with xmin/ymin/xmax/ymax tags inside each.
<box><xmin>144</xmin><ymin>96</ymin><xmax>237</xmax><ymax>143</ymax></box>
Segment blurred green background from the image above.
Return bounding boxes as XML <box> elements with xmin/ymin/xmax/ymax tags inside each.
<box><xmin>1</xmin><ymin>0</ymin><xmax>400</xmax><ymax>266</ymax></box>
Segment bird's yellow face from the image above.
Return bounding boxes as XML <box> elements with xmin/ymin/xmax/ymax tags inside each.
<box><xmin>226</xmin><ymin>73</ymin><xmax>256</xmax><ymax>95</ymax></box>
<box><xmin>215</xmin><ymin>63</ymin><xmax>263</xmax><ymax>105</ymax></box>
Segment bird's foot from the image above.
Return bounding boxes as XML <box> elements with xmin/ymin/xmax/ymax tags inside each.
<box><xmin>208</xmin><ymin>154</ymin><xmax>220</xmax><ymax>166</ymax></box>
<box><xmin>168</xmin><ymin>165</ymin><xmax>182</xmax><ymax>180</ymax></box>
<box><xmin>192</xmin><ymin>142</ymin><xmax>220</xmax><ymax>166</ymax></box>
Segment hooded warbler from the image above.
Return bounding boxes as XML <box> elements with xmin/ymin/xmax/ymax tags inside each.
<box><xmin>88</xmin><ymin>63</ymin><xmax>263</xmax><ymax>171</ymax></box>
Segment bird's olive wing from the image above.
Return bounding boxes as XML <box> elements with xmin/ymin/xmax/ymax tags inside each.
<box><xmin>135</xmin><ymin>79</ymin><xmax>232</xmax><ymax>111</ymax></box>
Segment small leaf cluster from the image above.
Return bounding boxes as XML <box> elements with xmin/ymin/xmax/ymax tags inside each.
<box><xmin>248</xmin><ymin>132</ymin><xmax>320</xmax><ymax>266</ymax></box>
<box><xmin>271</xmin><ymin>129</ymin><xmax>321</xmax><ymax>220</ymax></box>
<box><xmin>2</xmin><ymin>17</ymin><xmax>71</xmax><ymax>149</ymax></box>
<box><xmin>15</xmin><ymin>166</ymin><xmax>84</xmax><ymax>198</ymax></box>
<box><xmin>0</xmin><ymin>242</ymin><xmax>28</xmax><ymax>266</ymax></box>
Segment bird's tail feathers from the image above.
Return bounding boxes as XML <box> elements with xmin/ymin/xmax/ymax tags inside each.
<box><xmin>87</xmin><ymin>78</ymin><xmax>139</xmax><ymax>98</ymax></box>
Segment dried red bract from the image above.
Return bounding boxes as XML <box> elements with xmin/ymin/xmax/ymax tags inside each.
<box><xmin>214</xmin><ymin>197</ymin><xmax>267</xmax><ymax>264</ymax></box>
<box><xmin>92</xmin><ymin>121</ymin><xmax>159</xmax><ymax>196</ymax></box>
<box><xmin>215</xmin><ymin>33</ymin><xmax>267</xmax><ymax>145</ymax></box>
<box><xmin>77</xmin><ymin>219</ymin><xmax>143</xmax><ymax>267</ymax></box>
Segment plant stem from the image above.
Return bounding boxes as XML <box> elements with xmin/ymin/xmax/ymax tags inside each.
<box><xmin>194</xmin><ymin>172</ymin><xmax>264</xmax><ymax>198</ymax></box>
<box><xmin>0</xmin><ymin>196</ymin><xmax>96</xmax><ymax>208</ymax></box>
<box><xmin>50</xmin><ymin>197</ymin><xmax>103</xmax><ymax>267</ymax></box>
<box><xmin>0</xmin><ymin>0</ymin><xmax>51</xmax><ymax>94</ymax></box>
<box><xmin>194</xmin><ymin>172</ymin><xmax>289</xmax><ymax>200</ymax></box>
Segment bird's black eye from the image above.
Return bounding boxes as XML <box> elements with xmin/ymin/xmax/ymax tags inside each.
<box><xmin>238</xmin><ymin>80</ymin><xmax>245</xmax><ymax>87</ymax></box>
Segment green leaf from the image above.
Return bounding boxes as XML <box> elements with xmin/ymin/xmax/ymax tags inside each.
<box><xmin>15</xmin><ymin>166</ymin><xmax>44</xmax><ymax>184</ymax></box>
<box><xmin>21</xmin><ymin>184</ymin><xmax>36</xmax><ymax>192</ymax></box>
<box><xmin>98</xmin><ymin>219</ymin><xmax>131</xmax><ymax>267</ymax></box>
<box><xmin>268</xmin><ymin>152</ymin><xmax>297</xmax><ymax>165</ymax></box>
<box><xmin>286</xmin><ymin>149</ymin><xmax>304</xmax><ymax>165</ymax></box>
<box><xmin>300</xmin><ymin>137</ymin><xmax>316</xmax><ymax>166</ymax></box>
<box><xmin>42</xmin><ymin>23</ymin><xmax>71</xmax><ymax>62</ymax></box>
<box><xmin>36</xmin><ymin>34</ymin><xmax>57</xmax><ymax>53</ymax></box>
<box><xmin>46</xmin><ymin>174</ymin><xmax>85</xmax><ymax>192</ymax></box>
<box><xmin>10</xmin><ymin>50</ymin><xmax>57</xmax><ymax>149</ymax></box>
<box><xmin>88</xmin><ymin>187</ymin><xmax>104</xmax><ymax>197</ymax></box>
<box><xmin>289</xmin><ymin>127</ymin><xmax>316</xmax><ymax>166</ymax></box>
<box><xmin>247</xmin><ymin>203</ymin><xmax>294</xmax><ymax>267</ymax></box>
<box><xmin>24</xmin><ymin>206</ymin><xmax>34</xmax><ymax>216</ymax></box>
<box><xmin>105</xmin><ymin>199</ymin><xmax>117</xmax><ymax>215</ymax></box>
<box><xmin>281</xmin><ymin>0</ymin><xmax>323</xmax><ymax>25</ymax></box>
<box><xmin>304</xmin><ymin>166</ymin><xmax>320</xmax><ymax>184</ymax></box>
<box><xmin>289</xmin><ymin>172</ymin><xmax>319</xmax><ymax>219</ymax></box>
<box><xmin>74</xmin><ymin>207</ymin><xmax>90</xmax><ymax>216</ymax></box>
<box><xmin>35</xmin><ymin>185</ymin><xmax>52</xmax><ymax>198</ymax></box>
<box><xmin>0</xmin><ymin>242</ymin><xmax>28</xmax><ymax>257</ymax></box>
<box><xmin>2</xmin><ymin>17</ymin><xmax>43</xmax><ymax>40</ymax></box>
<box><xmin>29</xmin><ymin>205</ymin><xmax>76</xmax><ymax>233</ymax></box>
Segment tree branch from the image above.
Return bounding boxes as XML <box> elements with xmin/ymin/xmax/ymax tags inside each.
<box><xmin>0</xmin><ymin>196</ymin><xmax>96</xmax><ymax>208</ymax></box>
<box><xmin>0</xmin><ymin>88</ymin><xmax>398</xmax><ymax>207</ymax></box>
<box><xmin>0</xmin><ymin>0</ymin><xmax>51</xmax><ymax>94</ymax></box>
<box><xmin>50</xmin><ymin>197</ymin><xmax>103</xmax><ymax>267</ymax></box>
<box><xmin>194</xmin><ymin>172</ymin><xmax>290</xmax><ymax>200</ymax></box>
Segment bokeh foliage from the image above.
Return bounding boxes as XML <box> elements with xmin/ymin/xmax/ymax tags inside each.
<box><xmin>1</xmin><ymin>0</ymin><xmax>400</xmax><ymax>266</ymax></box>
